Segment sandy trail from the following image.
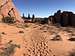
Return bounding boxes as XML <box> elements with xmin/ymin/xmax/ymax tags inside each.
<box><xmin>0</xmin><ymin>23</ymin><xmax>75</xmax><ymax>56</ymax></box>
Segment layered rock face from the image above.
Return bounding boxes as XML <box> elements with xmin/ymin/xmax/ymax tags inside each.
<box><xmin>49</xmin><ymin>10</ymin><xmax>75</xmax><ymax>27</ymax></box>
<box><xmin>0</xmin><ymin>0</ymin><xmax>24</xmax><ymax>23</ymax></box>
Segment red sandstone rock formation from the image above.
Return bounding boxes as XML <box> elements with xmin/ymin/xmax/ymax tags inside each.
<box><xmin>0</xmin><ymin>0</ymin><xmax>24</xmax><ymax>23</ymax></box>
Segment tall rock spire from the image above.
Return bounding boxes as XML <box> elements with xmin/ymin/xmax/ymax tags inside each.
<box><xmin>0</xmin><ymin>0</ymin><xmax>24</xmax><ymax>23</ymax></box>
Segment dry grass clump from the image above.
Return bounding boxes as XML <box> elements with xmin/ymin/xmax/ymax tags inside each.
<box><xmin>16</xmin><ymin>23</ymin><xmax>29</xmax><ymax>29</ymax></box>
<box><xmin>0</xmin><ymin>40</ymin><xmax>20</xmax><ymax>56</ymax></box>
<box><xmin>24</xmin><ymin>36</ymin><xmax>55</xmax><ymax>56</ymax></box>
<box><xmin>24</xmin><ymin>24</ymin><xmax>29</xmax><ymax>28</ymax></box>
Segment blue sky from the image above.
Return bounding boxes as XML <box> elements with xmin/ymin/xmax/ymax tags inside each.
<box><xmin>13</xmin><ymin>0</ymin><xmax>75</xmax><ymax>17</ymax></box>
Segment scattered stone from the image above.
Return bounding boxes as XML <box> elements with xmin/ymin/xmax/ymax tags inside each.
<box><xmin>23</xmin><ymin>53</ymin><xmax>25</xmax><ymax>56</ymax></box>
<box><xmin>40</xmin><ymin>27</ymin><xmax>43</xmax><ymax>30</ymax></box>
<box><xmin>8</xmin><ymin>40</ymin><xmax>13</xmax><ymax>44</ymax></box>
<box><xmin>1</xmin><ymin>32</ymin><xmax>6</xmax><ymax>35</ymax></box>
<box><xmin>19</xmin><ymin>31</ymin><xmax>24</xmax><ymax>33</ymax></box>
<box><xmin>68</xmin><ymin>38</ymin><xmax>75</xmax><ymax>41</ymax></box>
<box><xmin>43</xmin><ymin>30</ymin><xmax>47</xmax><ymax>32</ymax></box>
<box><xmin>51</xmin><ymin>34</ymin><xmax>62</xmax><ymax>41</ymax></box>
<box><xmin>33</xmin><ymin>26</ymin><xmax>37</xmax><ymax>28</ymax></box>
<box><xmin>68</xmin><ymin>34</ymin><xmax>75</xmax><ymax>41</ymax></box>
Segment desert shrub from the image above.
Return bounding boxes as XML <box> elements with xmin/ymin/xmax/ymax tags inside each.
<box><xmin>0</xmin><ymin>40</ymin><xmax>20</xmax><ymax>56</ymax></box>
<box><xmin>2</xmin><ymin>16</ymin><xmax>15</xmax><ymax>24</ymax></box>
<box><xmin>16</xmin><ymin>24</ymin><xmax>29</xmax><ymax>29</ymax></box>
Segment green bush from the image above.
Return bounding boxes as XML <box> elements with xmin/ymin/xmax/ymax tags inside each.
<box><xmin>2</xmin><ymin>16</ymin><xmax>15</xmax><ymax>24</ymax></box>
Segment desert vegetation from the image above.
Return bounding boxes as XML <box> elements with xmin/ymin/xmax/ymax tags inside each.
<box><xmin>2</xmin><ymin>16</ymin><xmax>15</xmax><ymax>24</ymax></box>
<box><xmin>0</xmin><ymin>40</ymin><xmax>20</xmax><ymax>56</ymax></box>
<box><xmin>15</xmin><ymin>23</ymin><xmax>29</xmax><ymax>29</ymax></box>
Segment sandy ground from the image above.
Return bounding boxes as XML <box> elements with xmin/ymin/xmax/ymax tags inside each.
<box><xmin>0</xmin><ymin>23</ymin><xmax>75</xmax><ymax>56</ymax></box>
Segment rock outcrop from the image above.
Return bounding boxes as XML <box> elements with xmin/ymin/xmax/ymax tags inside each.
<box><xmin>0</xmin><ymin>0</ymin><xmax>24</xmax><ymax>23</ymax></box>
<box><xmin>48</xmin><ymin>10</ymin><xmax>75</xmax><ymax>27</ymax></box>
